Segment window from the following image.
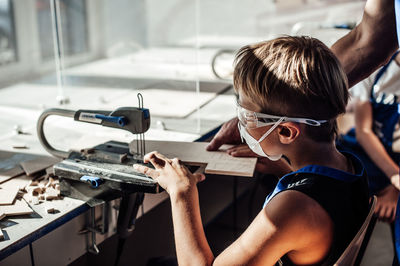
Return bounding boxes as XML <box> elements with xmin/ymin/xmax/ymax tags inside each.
<box><xmin>36</xmin><ymin>0</ymin><xmax>89</xmax><ymax>60</ymax></box>
<box><xmin>0</xmin><ymin>0</ymin><xmax>17</xmax><ymax>65</ymax></box>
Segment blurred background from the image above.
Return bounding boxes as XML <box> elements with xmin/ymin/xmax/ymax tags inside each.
<box><xmin>0</xmin><ymin>0</ymin><xmax>364</xmax><ymax>149</ymax></box>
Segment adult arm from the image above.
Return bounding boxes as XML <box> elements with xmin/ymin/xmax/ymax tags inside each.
<box><xmin>331</xmin><ymin>0</ymin><xmax>398</xmax><ymax>87</ymax></box>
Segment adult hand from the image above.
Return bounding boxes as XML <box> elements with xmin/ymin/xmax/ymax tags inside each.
<box><xmin>226</xmin><ymin>144</ymin><xmax>292</xmax><ymax>177</ymax></box>
<box><xmin>133</xmin><ymin>151</ymin><xmax>205</xmax><ymax>195</ymax></box>
<box><xmin>226</xmin><ymin>144</ymin><xmax>257</xmax><ymax>157</ymax></box>
<box><xmin>206</xmin><ymin>117</ymin><xmax>242</xmax><ymax>151</ymax></box>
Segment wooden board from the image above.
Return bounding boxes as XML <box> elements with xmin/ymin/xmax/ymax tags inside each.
<box><xmin>0</xmin><ymin>165</ymin><xmax>24</xmax><ymax>184</ymax></box>
<box><xmin>0</xmin><ymin>186</ymin><xmax>19</xmax><ymax>205</ymax></box>
<box><xmin>0</xmin><ymin>199</ymin><xmax>33</xmax><ymax>217</ymax></box>
<box><xmin>130</xmin><ymin>140</ymin><xmax>257</xmax><ymax>177</ymax></box>
<box><xmin>20</xmin><ymin>156</ymin><xmax>60</xmax><ymax>176</ymax></box>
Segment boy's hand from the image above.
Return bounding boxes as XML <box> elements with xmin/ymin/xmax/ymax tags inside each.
<box><xmin>133</xmin><ymin>151</ymin><xmax>205</xmax><ymax>196</ymax></box>
<box><xmin>206</xmin><ymin>118</ymin><xmax>241</xmax><ymax>151</ymax></box>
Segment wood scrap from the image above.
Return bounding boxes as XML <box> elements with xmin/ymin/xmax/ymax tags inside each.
<box><xmin>0</xmin><ymin>212</ymin><xmax>5</xmax><ymax>220</ymax></box>
<box><xmin>0</xmin><ymin>228</ymin><xmax>4</xmax><ymax>241</ymax></box>
<box><xmin>0</xmin><ymin>175</ymin><xmax>32</xmax><ymax>191</ymax></box>
<box><xmin>130</xmin><ymin>140</ymin><xmax>257</xmax><ymax>177</ymax></box>
<box><xmin>46</xmin><ymin>207</ymin><xmax>56</xmax><ymax>214</ymax></box>
<box><xmin>0</xmin><ymin>165</ymin><xmax>24</xmax><ymax>184</ymax></box>
<box><xmin>23</xmin><ymin>175</ymin><xmax>61</xmax><ymax>204</ymax></box>
<box><xmin>20</xmin><ymin>156</ymin><xmax>60</xmax><ymax>176</ymax></box>
<box><xmin>0</xmin><ymin>186</ymin><xmax>19</xmax><ymax>205</ymax></box>
<box><xmin>0</xmin><ymin>199</ymin><xmax>33</xmax><ymax>216</ymax></box>
<box><xmin>44</xmin><ymin>187</ymin><xmax>60</xmax><ymax>200</ymax></box>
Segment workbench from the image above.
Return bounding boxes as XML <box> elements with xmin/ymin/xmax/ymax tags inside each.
<box><xmin>0</xmin><ymin>52</ymin><xmax>236</xmax><ymax>264</ymax></box>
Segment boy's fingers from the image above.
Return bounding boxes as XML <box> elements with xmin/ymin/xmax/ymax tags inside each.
<box><xmin>193</xmin><ymin>173</ymin><xmax>206</xmax><ymax>183</ymax></box>
<box><xmin>171</xmin><ymin>157</ymin><xmax>183</xmax><ymax>166</ymax></box>
<box><xmin>144</xmin><ymin>151</ymin><xmax>171</xmax><ymax>169</ymax></box>
<box><xmin>133</xmin><ymin>164</ymin><xmax>159</xmax><ymax>179</ymax></box>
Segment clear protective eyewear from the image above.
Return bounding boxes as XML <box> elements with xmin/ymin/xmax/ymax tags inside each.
<box><xmin>236</xmin><ymin>100</ymin><xmax>327</xmax><ymax>129</ymax></box>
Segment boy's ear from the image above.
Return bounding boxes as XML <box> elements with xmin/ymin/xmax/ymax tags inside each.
<box><xmin>277</xmin><ymin>122</ymin><xmax>300</xmax><ymax>144</ymax></box>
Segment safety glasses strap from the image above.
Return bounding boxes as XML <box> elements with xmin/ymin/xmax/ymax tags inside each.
<box><xmin>258</xmin><ymin>117</ymin><xmax>285</xmax><ymax>143</ymax></box>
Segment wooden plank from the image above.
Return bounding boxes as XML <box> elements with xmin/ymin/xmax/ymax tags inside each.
<box><xmin>0</xmin><ymin>199</ymin><xmax>33</xmax><ymax>217</ymax></box>
<box><xmin>0</xmin><ymin>165</ymin><xmax>24</xmax><ymax>184</ymax></box>
<box><xmin>20</xmin><ymin>156</ymin><xmax>60</xmax><ymax>176</ymax></box>
<box><xmin>0</xmin><ymin>186</ymin><xmax>19</xmax><ymax>205</ymax></box>
<box><xmin>130</xmin><ymin>140</ymin><xmax>257</xmax><ymax>177</ymax></box>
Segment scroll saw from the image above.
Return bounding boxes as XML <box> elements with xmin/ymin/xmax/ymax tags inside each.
<box><xmin>37</xmin><ymin>94</ymin><xmax>158</xmax><ymax>197</ymax></box>
<box><xmin>37</xmin><ymin>94</ymin><xmax>159</xmax><ymax>263</ymax></box>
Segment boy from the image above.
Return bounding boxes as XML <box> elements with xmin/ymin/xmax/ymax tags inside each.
<box><xmin>134</xmin><ymin>36</ymin><xmax>369</xmax><ymax>265</ymax></box>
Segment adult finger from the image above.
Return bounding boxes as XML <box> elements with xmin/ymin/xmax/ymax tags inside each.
<box><xmin>133</xmin><ymin>164</ymin><xmax>159</xmax><ymax>179</ymax></box>
<box><xmin>228</xmin><ymin>147</ymin><xmax>257</xmax><ymax>157</ymax></box>
<box><xmin>206</xmin><ymin>118</ymin><xmax>241</xmax><ymax>151</ymax></box>
<box><xmin>206</xmin><ymin>133</ymin><xmax>227</xmax><ymax>151</ymax></box>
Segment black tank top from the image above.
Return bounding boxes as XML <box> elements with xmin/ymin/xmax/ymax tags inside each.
<box><xmin>271</xmin><ymin>153</ymin><xmax>369</xmax><ymax>265</ymax></box>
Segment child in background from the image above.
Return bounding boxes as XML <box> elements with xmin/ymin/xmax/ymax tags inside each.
<box><xmin>135</xmin><ymin>36</ymin><xmax>369</xmax><ymax>265</ymax></box>
<box><xmin>337</xmin><ymin>51</ymin><xmax>400</xmax><ymax>223</ymax></box>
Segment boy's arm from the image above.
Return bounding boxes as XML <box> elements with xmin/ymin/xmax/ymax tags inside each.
<box><xmin>354</xmin><ymin>100</ymin><xmax>400</xmax><ymax>189</ymax></box>
<box><xmin>214</xmin><ymin>190</ymin><xmax>334</xmax><ymax>265</ymax></box>
<box><xmin>169</xmin><ymin>188</ymin><xmax>214</xmax><ymax>266</ymax></box>
<box><xmin>134</xmin><ymin>153</ymin><xmax>332</xmax><ymax>266</ymax></box>
<box><xmin>331</xmin><ymin>0</ymin><xmax>398</xmax><ymax>88</ymax></box>
<box><xmin>171</xmin><ymin>189</ymin><xmax>333</xmax><ymax>266</ymax></box>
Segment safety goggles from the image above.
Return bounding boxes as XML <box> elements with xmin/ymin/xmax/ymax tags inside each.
<box><xmin>236</xmin><ymin>101</ymin><xmax>327</xmax><ymax>129</ymax></box>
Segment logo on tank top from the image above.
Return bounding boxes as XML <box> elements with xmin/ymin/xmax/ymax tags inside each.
<box><xmin>287</xmin><ymin>178</ymin><xmax>309</xmax><ymax>189</ymax></box>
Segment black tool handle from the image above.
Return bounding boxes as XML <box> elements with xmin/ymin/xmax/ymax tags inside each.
<box><xmin>115</xmin><ymin>192</ymin><xmax>144</xmax><ymax>266</ymax></box>
<box><xmin>117</xmin><ymin>192</ymin><xmax>144</xmax><ymax>239</ymax></box>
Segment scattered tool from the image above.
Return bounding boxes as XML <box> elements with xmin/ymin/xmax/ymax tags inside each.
<box><xmin>37</xmin><ymin>94</ymin><xmax>159</xmax><ymax>265</ymax></box>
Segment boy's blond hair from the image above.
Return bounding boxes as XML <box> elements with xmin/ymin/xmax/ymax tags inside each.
<box><xmin>233</xmin><ymin>36</ymin><xmax>349</xmax><ymax>142</ymax></box>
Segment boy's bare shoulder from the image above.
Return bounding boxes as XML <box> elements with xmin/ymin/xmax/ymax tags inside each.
<box><xmin>265</xmin><ymin>190</ymin><xmax>334</xmax><ymax>247</ymax></box>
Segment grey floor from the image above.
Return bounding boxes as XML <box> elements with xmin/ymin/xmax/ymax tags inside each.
<box><xmin>361</xmin><ymin>221</ymin><xmax>394</xmax><ymax>266</ymax></box>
